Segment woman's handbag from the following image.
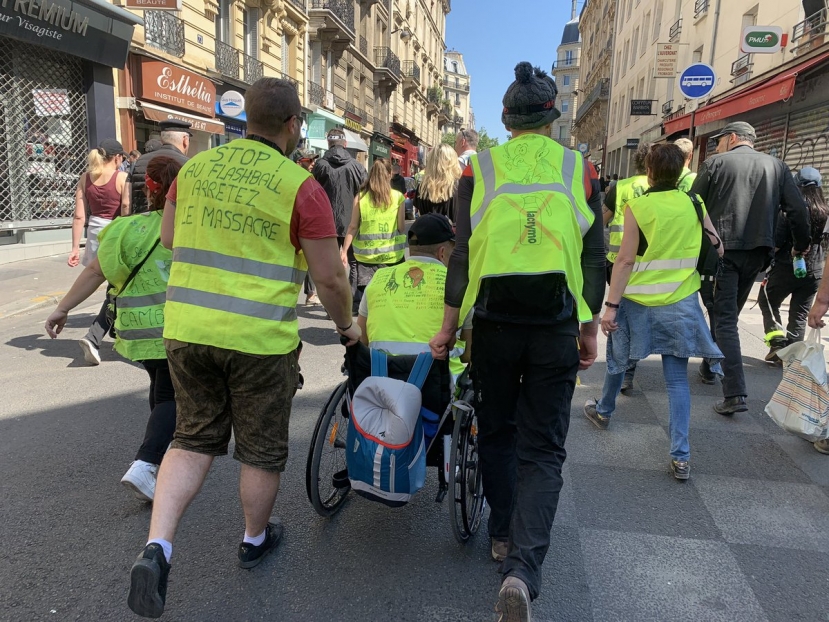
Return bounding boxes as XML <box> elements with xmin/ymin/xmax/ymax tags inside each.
<box><xmin>687</xmin><ymin>192</ymin><xmax>722</xmax><ymax>279</ymax></box>
<box><xmin>765</xmin><ymin>329</ymin><xmax>829</xmax><ymax>441</ymax></box>
<box><xmin>105</xmin><ymin>238</ymin><xmax>161</xmax><ymax>327</ymax></box>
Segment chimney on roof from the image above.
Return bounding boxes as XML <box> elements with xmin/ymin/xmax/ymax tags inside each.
<box><xmin>571</xmin><ymin>0</ymin><xmax>577</xmax><ymax>19</ymax></box>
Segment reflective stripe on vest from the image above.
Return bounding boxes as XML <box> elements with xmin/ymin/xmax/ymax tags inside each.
<box><xmin>117</xmin><ymin>292</ymin><xmax>167</xmax><ymax>309</ymax></box>
<box><xmin>461</xmin><ymin>135</ymin><xmax>595</xmax><ymax>323</ymax></box>
<box><xmin>472</xmin><ymin>147</ymin><xmax>591</xmax><ymax>237</ymax></box>
<box><xmin>352</xmin><ymin>190</ymin><xmax>406</xmax><ymax>265</ymax></box>
<box><xmin>623</xmin><ymin>190</ymin><xmax>702</xmax><ymax>306</ymax></box>
<box><xmin>118</xmin><ymin>327</ymin><xmax>166</xmax><ymax>340</ymax></box>
<box><xmin>163</xmin><ymin>138</ymin><xmax>308</xmax><ymax>355</ymax></box>
<box><xmin>607</xmin><ymin>175</ymin><xmax>648</xmax><ymax>261</ymax></box>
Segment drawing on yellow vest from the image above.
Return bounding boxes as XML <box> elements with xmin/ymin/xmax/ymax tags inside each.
<box><xmin>383</xmin><ymin>270</ymin><xmax>400</xmax><ymax>294</ymax></box>
<box><xmin>403</xmin><ymin>266</ymin><xmax>425</xmax><ymax>289</ymax></box>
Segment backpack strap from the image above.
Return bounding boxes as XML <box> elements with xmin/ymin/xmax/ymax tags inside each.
<box><xmin>406</xmin><ymin>352</ymin><xmax>433</xmax><ymax>390</ymax></box>
<box><xmin>370</xmin><ymin>349</ymin><xmax>389</xmax><ymax>378</ymax></box>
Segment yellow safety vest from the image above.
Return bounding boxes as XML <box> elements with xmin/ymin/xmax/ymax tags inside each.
<box><xmin>97</xmin><ymin>210</ymin><xmax>171</xmax><ymax>361</ymax></box>
<box><xmin>624</xmin><ymin>189</ymin><xmax>703</xmax><ymax>306</ymax></box>
<box><xmin>352</xmin><ymin>189</ymin><xmax>406</xmax><ymax>265</ymax></box>
<box><xmin>607</xmin><ymin>174</ymin><xmax>649</xmax><ymax>263</ymax></box>
<box><xmin>678</xmin><ymin>167</ymin><xmax>697</xmax><ymax>193</ymax></box>
<box><xmin>164</xmin><ymin>138</ymin><xmax>309</xmax><ymax>355</ymax></box>
<box><xmin>366</xmin><ymin>257</ymin><xmax>465</xmax><ymax>377</ymax></box>
<box><xmin>461</xmin><ymin>133</ymin><xmax>594</xmax><ymax>323</ymax></box>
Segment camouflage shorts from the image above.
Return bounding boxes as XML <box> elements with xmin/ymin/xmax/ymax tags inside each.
<box><xmin>165</xmin><ymin>339</ymin><xmax>299</xmax><ymax>472</ymax></box>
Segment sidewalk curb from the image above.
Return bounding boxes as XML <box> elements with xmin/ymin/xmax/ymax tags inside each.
<box><xmin>0</xmin><ymin>294</ymin><xmax>66</xmax><ymax>321</ymax></box>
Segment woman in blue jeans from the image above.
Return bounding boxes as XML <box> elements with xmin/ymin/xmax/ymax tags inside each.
<box><xmin>583</xmin><ymin>143</ymin><xmax>724</xmax><ymax>480</ymax></box>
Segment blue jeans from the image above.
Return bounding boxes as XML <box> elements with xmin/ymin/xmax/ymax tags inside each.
<box><xmin>597</xmin><ymin>355</ymin><xmax>691</xmax><ymax>461</ymax></box>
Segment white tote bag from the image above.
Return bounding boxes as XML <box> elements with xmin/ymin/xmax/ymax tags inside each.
<box><xmin>765</xmin><ymin>329</ymin><xmax>829</xmax><ymax>441</ymax></box>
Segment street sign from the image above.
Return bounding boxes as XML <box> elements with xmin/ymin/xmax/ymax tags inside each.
<box><xmin>678</xmin><ymin>63</ymin><xmax>716</xmax><ymax>100</ymax></box>
<box><xmin>577</xmin><ymin>143</ymin><xmax>589</xmax><ymax>154</ymax></box>
<box><xmin>124</xmin><ymin>0</ymin><xmax>181</xmax><ymax>9</ymax></box>
<box><xmin>741</xmin><ymin>26</ymin><xmax>784</xmax><ymax>54</ymax></box>
<box><xmin>625</xmin><ymin>138</ymin><xmax>640</xmax><ymax>149</ymax></box>
<box><xmin>630</xmin><ymin>100</ymin><xmax>656</xmax><ymax>116</ymax></box>
<box><xmin>655</xmin><ymin>43</ymin><xmax>679</xmax><ymax>78</ymax></box>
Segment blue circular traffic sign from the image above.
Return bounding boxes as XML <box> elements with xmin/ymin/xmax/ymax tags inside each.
<box><xmin>678</xmin><ymin>63</ymin><xmax>716</xmax><ymax>100</ymax></box>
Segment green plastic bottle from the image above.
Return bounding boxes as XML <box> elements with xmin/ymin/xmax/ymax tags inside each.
<box><xmin>793</xmin><ymin>255</ymin><xmax>807</xmax><ymax>278</ymax></box>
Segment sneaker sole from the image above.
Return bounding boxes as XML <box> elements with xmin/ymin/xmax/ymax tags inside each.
<box><xmin>671</xmin><ymin>468</ymin><xmax>690</xmax><ymax>481</ymax></box>
<box><xmin>583</xmin><ymin>404</ymin><xmax>609</xmax><ymax>430</ymax></box>
<box><xmin>78</xmin><ymin>340</ymin><xmax>100</xmax><ymax>366</ymax></box>
<box><xmin>714</xmin><ymin>404</ymin><xmax>748</xmax><ymax>415</ymax></box>
<box><xmin>239</xmin><ymin>526</ymin><xmax>283</xmax><ymax>569</ymax></box>
<box><xmin>121</xmin><ymin>478</ymin><xmax>154</xmax><ymax>502</ymax></box>
<box><xmin>128</xmin><ymin>559</ymin><xmax>165</xmax><ymax>619</ymax></box>
<box><xmin>497</xmin><ymin>585</ymin><xmax>531</xmax><ymax>622</ymax></box>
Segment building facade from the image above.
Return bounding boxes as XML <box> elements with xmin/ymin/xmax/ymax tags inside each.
<box><xmin>551</xmin><ymin>2</ymin><xmax>581</xmax><ymax>148</ymax></box>
<box><xmin>572</xmin><ymin>0</ymin><xmax>614</xmax><ymax>169</ymax></box>
<box><xmin>442</xmin><ymin>50</ymin><xmax>472</xmax><ymax>137</ymax></box>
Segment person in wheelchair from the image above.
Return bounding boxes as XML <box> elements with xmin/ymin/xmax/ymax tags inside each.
<box><xmin>356</xmin><ymin>213</ymin><xmax>471</xmax><ymax>378</ymax></box>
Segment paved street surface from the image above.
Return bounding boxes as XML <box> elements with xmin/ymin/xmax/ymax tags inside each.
<box><xmin>1</xmin><ymin>260</ymin><xmax>828</xmax><ymax>621</ymax></box>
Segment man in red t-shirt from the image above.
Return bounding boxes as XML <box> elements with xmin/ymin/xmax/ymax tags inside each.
<box><xmin>127</xmin><ymin>78</ymin><xmax>360</xmax><ymax>619</ymax></box>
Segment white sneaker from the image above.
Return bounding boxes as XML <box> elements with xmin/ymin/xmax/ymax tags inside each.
<box><xmin>78</xmin><ymin>338</ymin><xmax>101</xmax><ymax>366</ymax></box>
<box><xmin>121</xmin><ymin>460</ymin><xmax>158</xmax><ymax>502</ymax></box>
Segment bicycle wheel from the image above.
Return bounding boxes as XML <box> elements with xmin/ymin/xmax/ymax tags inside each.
<box><xmin>305</xmin><ymin>381</ymin><xmax>350</xmax><ymax>517</ymax></box>
<box><xmin>449</xmin><ymin>399</ymin><xmax>486</xmax><ymax>543</ymax></box>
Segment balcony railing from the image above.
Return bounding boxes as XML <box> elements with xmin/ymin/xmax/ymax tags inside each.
<box><xmin>286</xmin><ymin>0</ymin><xmax>306</xmax><ymax>12</ymax></box>
<box><xmin>427</xmin><ymin>87</ymin><xmax>441</xmax><ymax>105</ymax></box>
<box><xmin>694</xmin><ymin>0</ymin><xmax>709</xmax><ymax>19</ymax></box>
<box><xmin>243</xmin><ymin>53</ymin><xmax>264</xmax><ymax>84</ymax></box>
<box><xmin>309</xmin><ymin>81</ymin><xmax>325</xmax><ymax>106</ymax></box>
<box><xmin>402</xmin><ymin>60</ymin><xmax>420</xmax><ymax>84</ymax></box>
<box><xmin>344</xmin><ymin>101</ymin><xmax>364</xmax><ymax>123</ymax></box>
<box><xmin>276</xmin><ymin>70</ymin><xmax>299</xmax><ymax>90</ymax></box>
<box><xmin>374</xmin><ymin>47</ymin><xmax>401</xmax><ymax>80</ymax></box>
<box><xmin>310</xmin><ymin>0</ymin><xmax>354</xmax><ymax>30</ymax></box>
<box><xmin>669</xmin><ymin>18</ymin><xmax>682</xmax><ymax>41</ymax></box>
<box><xmin>144</xmin><ymin>11</ymin><xmax>185</xmax><ymax>58</ymax></box>
<box><xmin>553</xmin><ymin>57</ymin><xmax>579</xmax><ymax>69</ymax></box>
<box><xmin>661</xmin><ymin>100</ymin><xmax>673</xmax><ymax>116</ymax></box>
<box><xmin>792</xmin><ymin>8</ymin><xmax>828</xmax><ymax>54</ymax></box>
<box><xmin>215</xmin><ymin>40</ymin><xmax>239</xmax><ymax>79</ymax></box>
<box><xmin>359</xmin><ymin>35</ymin><xmax>368</xmax><ymax>56</ymax></box>
<box><xmin>574</xmin><ymin>78</ymin><xmax>609</xmax><ymax>125</ymax></box>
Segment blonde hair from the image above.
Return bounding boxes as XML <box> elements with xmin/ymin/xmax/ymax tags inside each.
<box><xmin>362</xmin><ymin>159</ymin><xmax>392</xmax><ymax>209</ymax></box>
<box><xmin>87</xmin><ymin>147</ymin><xmax>118</xmax><ymax>177</ymax></box>
<box><xmin>673</xmin><ymin>138</ymin><xmax>694</xmax><ymax>161</ymax></box>
<box><xmin>420</xmin><ymin>144</ymin><xmax>461</xmax><ymax>203</ymax></box>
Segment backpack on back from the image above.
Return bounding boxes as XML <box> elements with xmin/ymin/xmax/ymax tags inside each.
<box><xmin>346</xmin><ymin>350</ymin><xmax>431</xmax><ymax>507</ymax></box>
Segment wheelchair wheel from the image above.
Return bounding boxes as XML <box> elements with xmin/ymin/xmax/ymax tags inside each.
<box><xmin>305</xmin><ymin>381</ymin><xmax>350</xmax><ymax>517</ymax></box>
<box><xmin>449</xmin><ymin>398</ymin><xmax>486</xmax><ymax>544</ymax></box>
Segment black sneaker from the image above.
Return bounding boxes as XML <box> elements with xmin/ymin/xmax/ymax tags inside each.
<box><xmin>620</xmin><ymin>369</ymin><xmax>635</xmax><ymax>394</ymax></box>
<box><xmin>698</xmin><ymin>362</ymin><xmax>717</xmax><ymax>385</ymax></box>
<box><xmin>671</xmin><ymin>459</ymin><xmax>690</xmax><ymax>481</ymax></box>
<box><xmin>713</xmin><ymin>396</ymin><xmax>748</xmax><ymax>415</ymax></box>
<box><xmin>583</xmin><ymin>399</ymin><xmax>610</xmax><ymax>430</ymax></box>
<box><xmin>238</xmin><ymin>520</ymin><xmax>283</xmax><ymax>569</ymax></box>
<box><xmin>127</xmin><ymin>543</ymin><xmax>170</xmax><ymax>619</ymax></box>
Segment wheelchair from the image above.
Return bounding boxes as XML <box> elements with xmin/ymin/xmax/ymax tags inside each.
<box><xmin>304</xmin><ymin>341</ymin><xmax>486</xmax><ymax>544</ymax></box>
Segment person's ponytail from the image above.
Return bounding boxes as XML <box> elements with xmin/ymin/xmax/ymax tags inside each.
<box><xmin>87</xmin><ymin>148</ymin><xmax>105</xmax><ymax>176</ymax></box>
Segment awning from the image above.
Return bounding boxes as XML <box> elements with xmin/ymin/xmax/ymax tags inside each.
<box><xmin>664</xmin><ymin>50</ymin><xmax>829</xmax><ymax>136</ymax></box>
<box><xmin>306</xmin><ymin>138</ymin><xmax>329</xmax><ymax>152</ymax></box>
<box><xmin>139</xmin><ymin>102</ymin><xmax>225</xmax><ymax>135</ymax></box>
<box><xmin>342</xmin><ymin>129</ymin><xmax>368</xmax><ymax>152</ymax></box>
<box><xmin>309</xmin><ymin>108</ymin><xmax>345</xmax><ymax>125</ymax></box>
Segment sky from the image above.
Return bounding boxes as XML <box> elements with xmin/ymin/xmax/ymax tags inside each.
<box><xmin>445</xmin><ymin>0</ymin><xmax>582</xmax><ymax>143</ymax></box>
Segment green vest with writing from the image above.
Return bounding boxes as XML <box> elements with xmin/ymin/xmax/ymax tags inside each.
<box><xmin>461</xmin><ymin>134</ymin><xmax>594</xmax><ymax>323</ymax></box>
<box><xmin>678</xmin><ymin>167</ymin><xmax>697</xmax><ymax>193</ymax></box>
<box><xmin>352</xmin><ymin>189</ymin><xmax>406</xmax><ymax>265</ymax></box>
<box><xmin>97</xmin><ymin>211</ymin><xmax>171</xmax><ymax>361</ymax></box>
<box><xmin>607</xmin><ymin>174</ymin><xmax>649</xmax><ymax>263</ymax></box>
<box><xmin>366</xmin><ymin>258</ymin><xmax>465</xmax><ymax>377</ymax></box>
<box><xmin>624</xmin><ymin>189</ymin><xmax>702</xmax><ymax>306</ymax></box>
<box><xmin>164</xmin><ymin>139</ymin><xmax>309</xmax><ymax>355</ymax></box>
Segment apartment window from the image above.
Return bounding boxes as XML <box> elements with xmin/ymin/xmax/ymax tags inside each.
<box><xmin>610</xmin><ymin>101</ymin><xmax>618</xmax><ymax>133</ymax></box>
<box><xmin>622</xmin><ymin>40</ymin><xmax>630</xmax><ymax>76</ymax></box>
<box><xmin>559</xmin><ymin>125</ymin><xmax>567</xmax><ymax>140</ymax></box>
<box><xmin>565</xmin><ymin>49</ymin><xmax>575</xmax><ymax>65</ymax></box>
<box><xmin>692</xmin><ymin>46</ymin><xmax>703</xmax><ymax>64</ymax></box>
<box><xmin>620</xmin><ymin>95</ymin><xmax>626</xmax><ymax>128</ymax></box>
<box><xmin>216</xmin><ymin>0</ymin><xmax>231</xmax><ymax>43</ymax></box>
<box><xmin>641</xmin><ymin>13</ymin><xmax>651</xmax><ymax>55</ymax></box>
<box><xmin>653</xmin><ymin>0</ymin><xmax>663</xmax><ymax>40</ymax></box>
<box><xmin>561</xmin><ymin>98</ymin><xmax>569</xmax><ymax>113</ymax></box>
<box><xmin>563</xmin><ymin>74</ymin><xmax>570</xmax><ymax>86</ymax></box>
<box><xmin>627</xmin><ymin>87</ymin><xmax>634</xmax><ymax>125</ymax></box>
<box><xmin>631</xmin><ymin>28</ymin><xmax>639</xmax><ymax>67</ymax></box>
<box><xmin>243</xmin><ymin>8</ymin><xmax>259</xmax><ymax>58</ymax></box>
<box><xmin>626</xmin><ymin>0</ymin><xmax>632</xmax><ymax>21</ymax></box>
<box><xmin>638</xmin><ymin>76</ymin><xmax>645</xmax><ymax>98</ymax></box>
<box><xmin>615</xmin><ymin>51</ymin><xmax>622</xmax><ymax>83</ymax></box>
<box><xmin>455</xmin><ymin>93</ymin><xmax>460</xmax><ymax>105</ymax></box>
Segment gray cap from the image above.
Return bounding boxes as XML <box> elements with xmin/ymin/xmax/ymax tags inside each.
<box><xmin>710</xmin><ymin>121</ymin><xmax>756</xmax><ymax>141</ymax></box>
<box><xmin>501</xmin><ymin>62</ymin><xmax>560</xmax><ymax>131</ymax></box>
<box><xmin>795</xmin><ymin>166</ymin><xmax>822</xmax><ymax>188</ymax></box>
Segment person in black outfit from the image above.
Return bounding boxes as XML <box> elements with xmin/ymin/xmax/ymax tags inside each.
<box><xmin>125</xmin><ymin>120</ymin><xmax>191</xmax><ymax>215</ymax></box>
<box><xmin>691</xmin><ymin>121</ymin><xmax>811</xmax><ymax>414</ymax></box>
<box><xmin>390</xmin><ymin>163</ymin><xmax>408</xmax><ymax>196</ymax></box>
<box><xmin>759</xmin><ymin>167</ymin><xmax>829</xmax><ymax>362</ymax></box>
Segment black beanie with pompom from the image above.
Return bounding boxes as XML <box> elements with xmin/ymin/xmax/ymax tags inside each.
<box><xmin>501</xmin><ymin>61</ymin><xmax>560</xmax><ymax>131</ymax></box>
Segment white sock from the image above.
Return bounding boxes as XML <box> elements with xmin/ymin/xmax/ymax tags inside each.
<box><xmin>243</xmin><ymin>529</ymin><xmax>267</xmax><ymax>546</ymax></box>
<box><xmin>148</xmin><ymin>538</ymin><xmax>173</xmax><ymax>563</ymax></box>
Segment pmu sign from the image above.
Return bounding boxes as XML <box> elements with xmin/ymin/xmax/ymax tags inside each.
<box><xmin>679</xmin><ymin>63</ymin><xmax>716</xmax><ymax>100</ymax></box>
<box><xmin>741</xmin><ymin>26</ymin><xmax>784</xmax><ymax>54</ymax></box>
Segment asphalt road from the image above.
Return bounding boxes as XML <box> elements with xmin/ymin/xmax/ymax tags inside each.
<box><xmin>2</xmin><ymin>293</ymin><xmax>828</xmax><ymax>622</ymax></box>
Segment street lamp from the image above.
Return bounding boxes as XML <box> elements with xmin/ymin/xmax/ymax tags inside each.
<box><xmin>391</xmin><ymin>27</ymin><xmax>412</xmax><ymax>41</ymax></box>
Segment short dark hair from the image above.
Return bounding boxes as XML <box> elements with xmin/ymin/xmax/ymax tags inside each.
<box><xmin>245</xmin><ymin>78</ymin><xmax>300</xmax><ymax>135</ymax></box>
<box><xmin>632</xmin><ymin>142</ymin><xmax>650</xmax><ymax>175</ymax></box>
<box><xmin>645</xmin><ymin>144</ymin><xmax>685</xmax><ymax>187</ymax></box>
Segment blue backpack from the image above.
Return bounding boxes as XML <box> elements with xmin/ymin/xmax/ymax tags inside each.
<box><xmin>346</xmin><ymin>350</ymin><xmax>432</xmax><ymax>508</ymax></box>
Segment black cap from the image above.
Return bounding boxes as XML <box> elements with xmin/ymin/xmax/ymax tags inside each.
<box><xmin>99</xmin><ymin>138</ymin><xmax>125</xmax><ymax>157</ymax></box>
<box><xmin>710</xmin><ymin>121</ymin><xmax>756</xmax><ymax>141</ymax></box>
<box><xmin>408</xmin><ymin>213</ymin><xmax>455</xmax><ymax>246</ymax></box>
<box><xmin>159</xmin><ymin>120</ymin><xmax>193</xmax><ymax>135</ymax></box>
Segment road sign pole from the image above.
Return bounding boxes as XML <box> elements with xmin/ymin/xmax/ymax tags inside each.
<box><xmin>689</xmin><ymin>109</ymin><xmax>696</xmax><ymax>142</ymax></box>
